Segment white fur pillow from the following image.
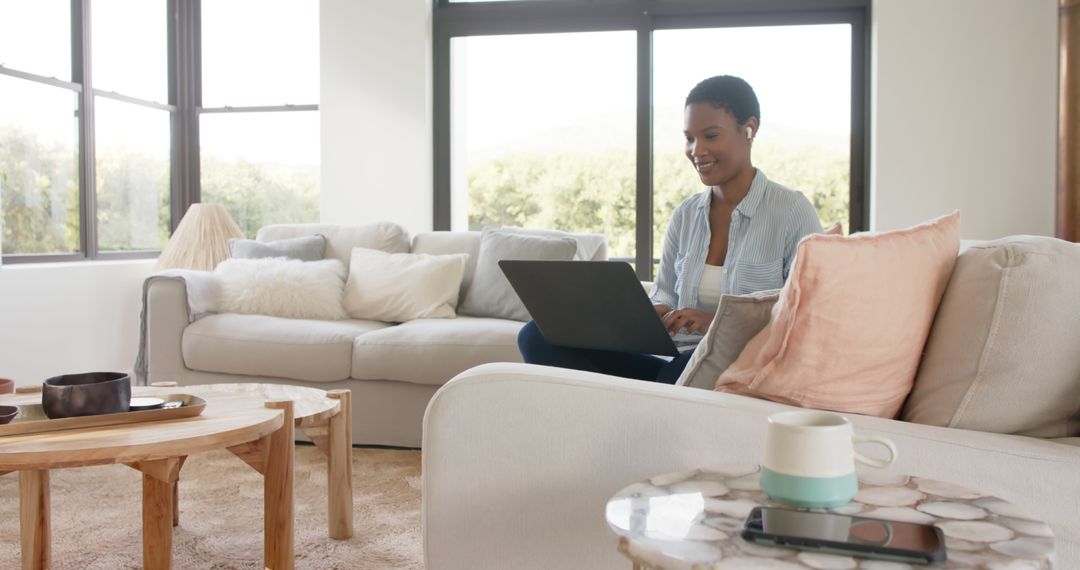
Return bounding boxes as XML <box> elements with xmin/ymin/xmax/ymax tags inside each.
<box><xmin>344</xmin><ymin>247</ymin><xmax>469</xmax><ymax>322</ymax></box>
<box><xmin>214</xmin><ymin>258</ymin><xmax>347</xmax><ymax>320</ymax></box>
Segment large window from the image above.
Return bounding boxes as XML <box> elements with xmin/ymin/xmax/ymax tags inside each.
<box><xmin>435</xmin><ymin>0</ymin><xmax>869</xmax><ymax>278</ymax></box>
<box><xmin>0</xmin><ymin>0</ymin><xmax>319</xmax><ymax>263</ymax></box>
<box><xmin>451</xmin><ymin>31</ymin><xmax>638</xmax><ymax>258</ymax></box>
<box><xmin>200</xmin><ymin>0</ymin><xmax>320</xmax><ymax>237</ymax></box>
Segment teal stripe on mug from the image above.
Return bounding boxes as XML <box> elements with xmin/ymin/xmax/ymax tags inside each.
<box><xmin>760</xmin><ymin>467</ymin><xmax>858</xmax><ymax>508</ymax></box>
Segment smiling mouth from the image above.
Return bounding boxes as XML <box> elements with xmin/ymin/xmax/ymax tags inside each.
<box><xmin>695</xmin><ymin>160</ymin><xmax>717</xmax><ymax>172</ymax></box>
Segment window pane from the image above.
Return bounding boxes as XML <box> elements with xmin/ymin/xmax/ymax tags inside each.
<box><xmin>94</xmin><ymin>97</ymin><xmax>171</xmax><ymax>251</ymax></box>
<box><xmin>451</xmin><ymin>31</ymin><xmax>637</xmax><ymax>258</ymax></box>
<box><xmin>0</xmin><ymin>0</ymin><xmax>71</xmax><ymax>80</ymax></box>
<box><xmin>200</xmin><ymin>111</ymin><xmax>320</xmax><ymax>237</ymax></box>
<box><xmin>92</xmin><ymin>0</ymin><xmax>167</xmax><ymax>102</ymax></box>
<box><xmin>0</xmin><ymin>75</ymin><xmax>80</xmax><ymax>255</ymax></box>
<box><xmin>201</xmin><ymin>0</ymin><xmax>319</xmax><ymax>107</ymax></box>
<box><xmin>653</xmin><ymin>25</ymin><xmax>852</xmax><ymax>271</ymax></box>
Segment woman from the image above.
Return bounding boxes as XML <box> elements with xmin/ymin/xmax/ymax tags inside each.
<box><xmin>518</xmin><ymin>75</ymin><xmax>823</xmax><ymax>384</ymax></box>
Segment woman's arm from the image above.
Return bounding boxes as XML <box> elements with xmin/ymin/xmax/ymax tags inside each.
<box><xmin>782</xmin><ymin>194</ymin><xmax>825</xmax><ymax>279</ymax></box>
<box><xmin>650</xmin><ymin>204</ymin><xmax>684</xmax><ymax>309</ymax></box>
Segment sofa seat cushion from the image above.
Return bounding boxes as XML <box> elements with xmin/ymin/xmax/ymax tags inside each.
<box><xmin>183</xmin><ymin>314</ymin><xmax>390</xmax><ymax>382</ymax></box>
<box><xmin>352</xmin><ymin>317</ymin><xmax>525</xmax><ymax>385</ymax></box>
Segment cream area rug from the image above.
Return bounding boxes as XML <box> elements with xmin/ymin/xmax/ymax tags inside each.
<box><xmin>0</xmin><ymin>446</ymin><xmax>423</xmax><ymax>569</ymax></box>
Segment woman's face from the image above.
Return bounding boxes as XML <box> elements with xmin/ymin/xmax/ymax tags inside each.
<box><xmin>683</xmin><ymin>102</ymin><xmax>755</xmax><ymax>188</ymax></box>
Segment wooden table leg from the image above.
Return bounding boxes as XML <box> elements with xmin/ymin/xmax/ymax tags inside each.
<box><xmin>171</xmin><ymin>456</ymin><xmax>187</xmax><ymax>527</ymax></box>
<box><xmin>127</xmin><ymin>458</ymin><xmax>182</xmax><ymax>570</ymax></box>
<box><xmin>264</xmin><ymin>400</ymin><xmax>295</xmax><ymax>570</ymax></box>
<box><xmin>326</xmin><ymin>389</ymin><xmax>353</xmax><ymax>539</ymax></box>
<box><xmin>19</xmin><ymin>470</ymin><xmax>50</xmax><ymax>570</ymax></box>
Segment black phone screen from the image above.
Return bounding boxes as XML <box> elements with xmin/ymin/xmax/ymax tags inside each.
<box><xmin>742</xmin><ymin>507</ymin><xmax>946</xmax><ymax>563</ymax></box>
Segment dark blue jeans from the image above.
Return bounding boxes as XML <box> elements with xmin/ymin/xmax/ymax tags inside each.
<box><xmin>517</xmin><ymin>320</ymin><xmax>695</xmax><ymax>384</ymax></box>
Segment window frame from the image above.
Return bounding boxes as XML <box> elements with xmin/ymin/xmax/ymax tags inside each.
<box><xmin>433</xmin><ymin>0</ymin><xmax>871</xmax><ymax>279</ymax></box>
<box><xmin>0</xmin><ymin>0</ymin><xmax>319</xmax><ymax>264</ymax></box>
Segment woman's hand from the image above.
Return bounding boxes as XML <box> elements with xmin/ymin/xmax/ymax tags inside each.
<box><xmin>661</xmin><ymin>308</ymin><xmax>714</xmax><ymax>334</ymax></box>
<box><xmin>653</xmin><ymin>304</ymin><xmax>672</xmax><ymax>318</ymax></box>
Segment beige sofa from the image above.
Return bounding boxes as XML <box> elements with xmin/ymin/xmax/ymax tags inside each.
<box><xmin>423</xmin><ymin>235</ymin><xmax>1080</xmax><ymax>568</ymax></box>
<box><xmin>140</xmin><ymin>222</ymin><xmax>606</xmax><ymax>448</ymax></box>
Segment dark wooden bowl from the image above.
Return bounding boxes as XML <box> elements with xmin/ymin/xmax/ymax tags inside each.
<box><xmin>0</xmin><ymin>405</ymin><xmax>18</xmax><ymax>424</ymax></box>
<box><xmin>42</xmin><ymin>372</ymin><xmax>131</xmax><ymax>419</ymax></box>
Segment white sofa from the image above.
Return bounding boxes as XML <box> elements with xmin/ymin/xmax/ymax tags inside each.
<box><xmin>140</xmin><ymin>222</ymin><xmax>606</xmax><ymax>448</ymax></box>
<box><xmin>422</xmin><ymin>235</ymin><xmax>1080</xmax><ymax>569</ymax></box>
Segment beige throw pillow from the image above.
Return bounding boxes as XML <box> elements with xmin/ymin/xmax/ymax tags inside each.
<box><xmin>343</xmin><ymin>247</ymin><xmax>469</xmax><ymax>322</ymax></box>
<box><xmin>676</xmin><ymin>290</ymin><xmax>780</xmax><ymax>390</ymax></box>
<box><xmin>902</xmin><ymin>236</ymin><xmax>1080</xmax><ymax>438</ymax></box>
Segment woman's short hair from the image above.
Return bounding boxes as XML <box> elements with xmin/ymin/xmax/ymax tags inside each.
<box><xmin>685</xmin><ymin>75</ymin><xmax>760</xmax><ymax>126</ymax></box>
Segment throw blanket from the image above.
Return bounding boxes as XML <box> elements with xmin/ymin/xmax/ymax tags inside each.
<box><xmin>131</xmin><ymin>270</ymin><xmax>220</xmax><ymax>385</ymax></box>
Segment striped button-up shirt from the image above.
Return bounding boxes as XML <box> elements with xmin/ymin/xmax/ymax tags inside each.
<box><xmin>650</xmin><ymin>169</ymin><xmax>823</xmax><ymax>310</ymax></box>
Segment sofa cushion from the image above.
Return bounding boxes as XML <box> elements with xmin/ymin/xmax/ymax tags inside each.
<box><xmin>458</xmin><ymin>230</ymin><xmax>577</xmax><ymax>322</ymax></box>
<box><xmin>257</xmin><ymin>222</ymin><xmax>410</xmax><ymax>267</ymax></box>
<box><xmin>214</xmin><ymin>258</ymin><xmax>348</xmax><ymax>320</ymax></box>
<box><xmin>411</xmin><ymin>232</ymin><xmax>484</xmax><ymax>302</ymax></box>
<box><xmin>903</xmin><ymin>236</ymin><xmax>1080</xmax><ymax>438</ymax></box>
<box><xmin>183</xmin><ymin>314</ymin><xmax>390</xmax><ymax>382</ymax></box>
<box><xmin>228</xmin><ymin>234</ymin><xmax>326</xmax><ymax>261</ymax></box>
<box><xmin>716</xmin><ymin>212</ymin><xmax>960</xmax><ymax>418</ymax></box>
<box><xmin>676</xmin><ymin>289</ymin><xmax>780</xmax><ymax>390</ymax></box>
<box><xmin>412</xmin><ymin>230</ymin><xmax>609</xmax><ymax>304</ymax></box>
<box><xmin>351</xmin><ymin>317</ymin><xmax>524</xmax><ymax>385</ymax></box>
<box><xmin>343</xmin><ymin>247</ymin><xmax>469</xmax><ymax>321</ymax></box>
<box><xmin>497</xmin><ymin>227</ymin><xmax>607</xmax><ymax>261</ymax></box>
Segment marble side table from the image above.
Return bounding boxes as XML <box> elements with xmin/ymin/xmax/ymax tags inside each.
<box><xmin>606</xmin><ymin>467</ymin><xmax>1054</xmax><ymax>569</ymax></box>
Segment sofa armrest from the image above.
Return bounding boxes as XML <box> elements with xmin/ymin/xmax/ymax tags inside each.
<box><xmin>422</xmin><ymin>363</ymin><xmax>1080</xmax><ymax>570</ymax></box>
<box><xmin>144</xmin><ymin>276</ymin><xmax>192</xmax><ymax>383</ymax></box>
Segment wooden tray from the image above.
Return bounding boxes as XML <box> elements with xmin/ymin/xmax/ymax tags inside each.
<box><xmin>0</xmin><ymin>394</ymin><xmax>207</xmax><ymax>437</ymax></box>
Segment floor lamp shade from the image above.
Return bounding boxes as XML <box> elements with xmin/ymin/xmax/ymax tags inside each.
<box><xmin>155</xmin><ymin>203</ymin><xmax>244</xmax><ymax>271</ymax></box>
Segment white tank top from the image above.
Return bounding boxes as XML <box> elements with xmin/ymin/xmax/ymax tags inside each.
<box><xmin>697</xmin><ymin>264</ymin><xmax>725</xmax><ymax>311</ymax></box>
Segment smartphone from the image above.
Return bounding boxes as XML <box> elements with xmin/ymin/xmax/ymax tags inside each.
<box><xmin>741</xmin><ymin>506</ymin><xmax>947</xmax><ymax>565</ymax></box>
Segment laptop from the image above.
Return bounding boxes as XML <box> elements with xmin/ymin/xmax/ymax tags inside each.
<box><xmin>499</xmin><ymin>260</ymin><xmax>702</xmax><ymax>357</ymax></box>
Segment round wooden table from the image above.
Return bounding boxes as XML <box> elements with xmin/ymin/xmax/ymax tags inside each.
<box><xmin>606</xmin><ymin>467</ymin><xmax>1055</xmax><ymax>569</ymax></box>
<box><xmin>169</xmin><ymin>382</ymin><xmax>354</xmax><ymax>540</ymax></box>
<box><xmin>0</xmin><ymin>387</ymin><xmax>298</xmax><ymax>570</ymax></box>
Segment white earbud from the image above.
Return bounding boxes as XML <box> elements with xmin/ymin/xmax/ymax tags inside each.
<box><xmin>746</xmin><ymin>128</ymin><xmax>753</xmax><ymax>140</ymax></box>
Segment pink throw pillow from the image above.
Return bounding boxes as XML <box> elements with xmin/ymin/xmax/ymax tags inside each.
<box><xmin>714</xmin><ymin>211</ymin><xmax>961</xmax><ymax>418</ymax></box>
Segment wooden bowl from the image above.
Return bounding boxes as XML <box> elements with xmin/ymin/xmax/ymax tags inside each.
<box><xmin>42</xmin><ymin>372</ymin><xmax>131</xmax><ymax>419</ymax></box>
<box><xmin>0</xmin><ymin>405</ymin><xmax>18</xmax><ymax>424</ymax></box>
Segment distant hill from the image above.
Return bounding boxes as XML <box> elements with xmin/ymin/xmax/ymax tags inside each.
<box><xmin>466</xmin><ymin>106</ymin><xmax>847</xmax><ymax>165</ymax></box>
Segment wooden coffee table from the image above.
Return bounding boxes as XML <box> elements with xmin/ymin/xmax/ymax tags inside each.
<box><xmin>0</xmin><ymin>387</ymin><xmax>298</xmax><ymax>570</ymax></box>
<box><xmin>164</xmin><ymin>382</ymin><xmax>354</xmax><ymax>540</ymax></box>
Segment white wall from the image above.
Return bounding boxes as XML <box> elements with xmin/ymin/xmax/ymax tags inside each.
<box><xmin>0</xmin><ymin>260</ymin><xmax>155</xmax><ymax>387</ymax></box>
<box><xmin>872</xmin><ymin>0</ymin><xmax>1058</xmax><ymax>238</ymax></box>
<box><xmin>317</xmin><ymin>0</ymin><xmax>1059</xmax><ymax>240</ymax></box>
<box><xmin>320</xmin><ymin>0</ymin><xmax>433</xmax><ymax>236</ymax></box>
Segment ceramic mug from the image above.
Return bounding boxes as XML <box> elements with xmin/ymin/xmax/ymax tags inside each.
<box><xmin>760</xmin><ymin>410</ymin><xmax>897</xmax><ymax>508</ymax></box>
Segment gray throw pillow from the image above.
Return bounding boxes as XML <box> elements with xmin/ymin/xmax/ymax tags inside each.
<box><xmin>458</xmin><ymin>230</ymin><xmax>577</xmax><ymax>321</ymax></box>
<box><xmin>676</xmin><ymin>289</ymin><xmax>780</xmax><ymax>390</ymax></box>
<box><xmin>228</xmin><ymin>234</ymin><xmax>326</xmax><ymax>261</ymax></box>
